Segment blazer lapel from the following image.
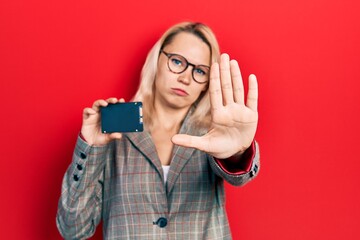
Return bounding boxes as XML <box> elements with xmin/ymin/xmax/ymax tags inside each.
<box><xmin>125</xmin><ymin>108</ymin><xmax>207</xmax><ymax>194</ymax></box>
<box><xmin>124</xmin><ymin>131</ymin><xmax>163</xmax><ymax>179</ymax></box>
<box><xmin>166</xmin><ymin>113</ymin><xmax>205</xmax><ymax>194</ymax></box>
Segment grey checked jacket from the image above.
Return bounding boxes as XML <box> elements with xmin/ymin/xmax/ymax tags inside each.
<box><xmin>56</xmin><ymin>114</ymin><xmax>260</xmax><ymax>239</ymax></box>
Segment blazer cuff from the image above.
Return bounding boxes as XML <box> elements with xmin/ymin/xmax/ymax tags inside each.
<box><xmin>214</xmin><ymin>140</ymin><xmax>256</xmax><ymax>175</ymax></box>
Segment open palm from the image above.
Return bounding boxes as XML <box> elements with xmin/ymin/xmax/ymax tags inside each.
<box><xmin>172</xmin><ymin>54</ymin><xmax>258</xmax><ymax>159</ymax></box>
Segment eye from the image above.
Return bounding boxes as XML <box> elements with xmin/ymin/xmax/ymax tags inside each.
<box><xmin>194</xmin><ymin>67</ymin><xmax>207</xmax><ymax>76</ymax></box>
<box><xmin>171</xmin><ymin>57</ymin><xmax>183</xmax><ymax>66</ymax></box>
<box><xmin>194</xmin><ymin>68</ymin><xmax>205</xmax><ymax>75</ymax></box>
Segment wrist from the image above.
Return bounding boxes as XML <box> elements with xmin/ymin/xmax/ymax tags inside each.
<box><xmin>79</xmin><ymin>131</ymin><xmax>95</xmax><ymax>145</ymax></box>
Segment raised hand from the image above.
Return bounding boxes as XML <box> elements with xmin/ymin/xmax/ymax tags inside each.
<box><xmin>172</xmin><ymin>53</ymin><xmax>258</xmax><ymax>159</ymax></box>
<box><xmin>81</xmin><ymin>98</ymin><xmax>124</xmax><ymax>146</ymax></box>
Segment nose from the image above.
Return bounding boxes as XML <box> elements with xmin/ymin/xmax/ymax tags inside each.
<box><xmin>177</xmin><ymin>67</ymin><xmax>192</xmax><ymax>85</ymax></box>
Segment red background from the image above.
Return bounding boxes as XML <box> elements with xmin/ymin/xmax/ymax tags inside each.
<box><xmin>1</xmin><ymin>0</ymin><xmax>359</xmax><ymax>239</ymax></box>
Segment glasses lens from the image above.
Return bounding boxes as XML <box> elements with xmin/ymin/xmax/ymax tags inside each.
<box><xmin>193</xmin><ymin>66</ymin><xmax>210</xmax><ymax>83</ymax></box>
<box><xmin>168</xmin><ymin>55</ymin><xmax>187</xmax><ymax>73</ymax></box>
<box><xmin>165</xmin><ymin>52</ymin><xmax>210</xmax><ymax>83</ymax></box>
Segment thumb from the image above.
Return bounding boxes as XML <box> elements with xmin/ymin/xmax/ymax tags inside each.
<box><xmin>172</xmin><ymin>134</ymin><xmax>206</xmax><ymax>151</ymax></box>
<box><xmin>109</xmin><ymin>132</ymin><xmax>123</xmax><ymax>140</ymax></box>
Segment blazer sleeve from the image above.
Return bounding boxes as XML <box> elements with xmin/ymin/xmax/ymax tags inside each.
<box><xmin>208</xmin><ymin>141</ymin><xmax>260</xmax><ymax>186</ymax></box>
<box><xmin>56</xmin><ymin>136</ymin><xmax>113</xmax><ymax>239</ymax></box>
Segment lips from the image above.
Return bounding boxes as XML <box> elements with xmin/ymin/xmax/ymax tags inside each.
<box><xmin>171</xmin><ymin>88</ymin><xmax>189</xmax><ymax>96</ymax></box>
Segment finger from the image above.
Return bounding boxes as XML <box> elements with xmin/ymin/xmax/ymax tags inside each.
<box><xmin>119</xmin><ymin>98</ymin><xmax>125</xmax><ymax>103</ymax></box>
<box><xmin>230</xmin><ymin>60</ymin><xmax>245</xmax><ymax>104</ymax></box>
<box><xmin>106</xmin><ymin>97</ymin><xmax>118</xmax><ymax>104</ymax></box>
<box><xmin>83</xmin><ymin>107</ymin><xmax>97</xmax><ymax>119</ymax></box>
<box><xmin>83</xmin><ymin>107</ymin><xmax>97</xmax><ymax>115</ymax></box>
<box><xmin>246</xmin><ymin>74</ymin><xmax>258</xmax><ymax>111</ymax></box>
<box><xmin>172</xmin><ymin>134</ymin><xmax>207</xmax><ymax>152</ymax></box>
<box><xmin>219</xmin><ymin>53</ymin><xmax>234</xmax><ymax>105</ymax></box>
<box><xmin>209</xmin><ymin>62</ymin><xmax>222</xmax><ymax>111</ymax></box>
<box><xmin>92</xmin><ymin>99</ymin><xmax>108</xmax><ymax>111</ymax></box>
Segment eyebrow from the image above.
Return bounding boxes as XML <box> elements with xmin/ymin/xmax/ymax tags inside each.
<box><xmin>163</xmin><ymin>50</ymin><xmax>210</xmax><ymax>67</ymax></box>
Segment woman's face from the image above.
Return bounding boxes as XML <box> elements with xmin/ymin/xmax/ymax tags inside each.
<box><xmin>154</xmin><ymin>32</ymin><xmax>211</xmax><ymax>111</ymax></box>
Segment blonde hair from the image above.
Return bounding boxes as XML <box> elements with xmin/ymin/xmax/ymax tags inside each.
<box><xmin>132</xmin><ymin>22</ymin><xmax>220</xmax><ymax>131</ymax></box>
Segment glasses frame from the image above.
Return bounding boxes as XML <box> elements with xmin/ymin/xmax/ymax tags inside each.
<box><xmin>160</xmin><ymin>50</ymin><xmax>210</xmax><ymax>84</ymax></box>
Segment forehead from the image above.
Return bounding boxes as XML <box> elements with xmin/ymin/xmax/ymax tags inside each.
<box><xmin>164</xmin><ymin>32</ymin><xmax>211</xmax><ymax>65</ymax></box>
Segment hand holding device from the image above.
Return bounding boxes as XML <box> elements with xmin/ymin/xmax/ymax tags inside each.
<box><xmin>81</xmin><ymin>98</ymin><xmax>124</xmax><ymax>146</ymax></box>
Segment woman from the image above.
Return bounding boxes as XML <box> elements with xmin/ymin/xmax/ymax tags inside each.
<box><xmin>57</xmin><ymin>22</ymin><xmax>260</xmax><ymax>239</ymax></box>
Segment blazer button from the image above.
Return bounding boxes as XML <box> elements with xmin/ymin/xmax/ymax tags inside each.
<box><xmin>73</xmin><ymin>174</ymin><xmax>79</xmax><ymax>181</ymax></box>
<box><xmin>254</xmin><ymin>164</ymin><xmax>259</xmax><ymax>173</ymax></box>
<box><xmin>77</xmin><ymin>164</ymin><xmax>83</xmax><ymax>171</ymax></box>
<box><xmin>154</xmin><ymin>217</ymin><xmax>167</xmax><ymax>228</ymax></box>
<box><xmin>80</xmin><ymin>152</ymin><xmax>87</xmax><ymax>159</ymax></box>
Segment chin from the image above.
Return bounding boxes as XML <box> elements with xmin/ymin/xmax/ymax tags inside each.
<box><xmin>166</xmin><ymin>98</ymin><xmax>192</xmax><ymax>110</ymax></box>
<box><xmin>167</xmin><ymin>102</ymin><xmax>189</xmax><ymax>110</ymax></box>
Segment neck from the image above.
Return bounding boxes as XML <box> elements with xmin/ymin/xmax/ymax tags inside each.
<box><xmin>152</xmin><ymin>101</ymin><xmax>190</xmax><ymax>132</ymax></box>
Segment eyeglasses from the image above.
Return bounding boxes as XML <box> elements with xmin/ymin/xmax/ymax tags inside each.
<box><xmin>160</xmin><ymin>50</ymin><xmax>210</xmax><ymax>84</ymax></box>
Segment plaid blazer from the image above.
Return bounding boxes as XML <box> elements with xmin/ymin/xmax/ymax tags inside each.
<box><xmin>57</xmin><ymin>115</ymin><xmax>260</xmax><ymax>240</ymax></box>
